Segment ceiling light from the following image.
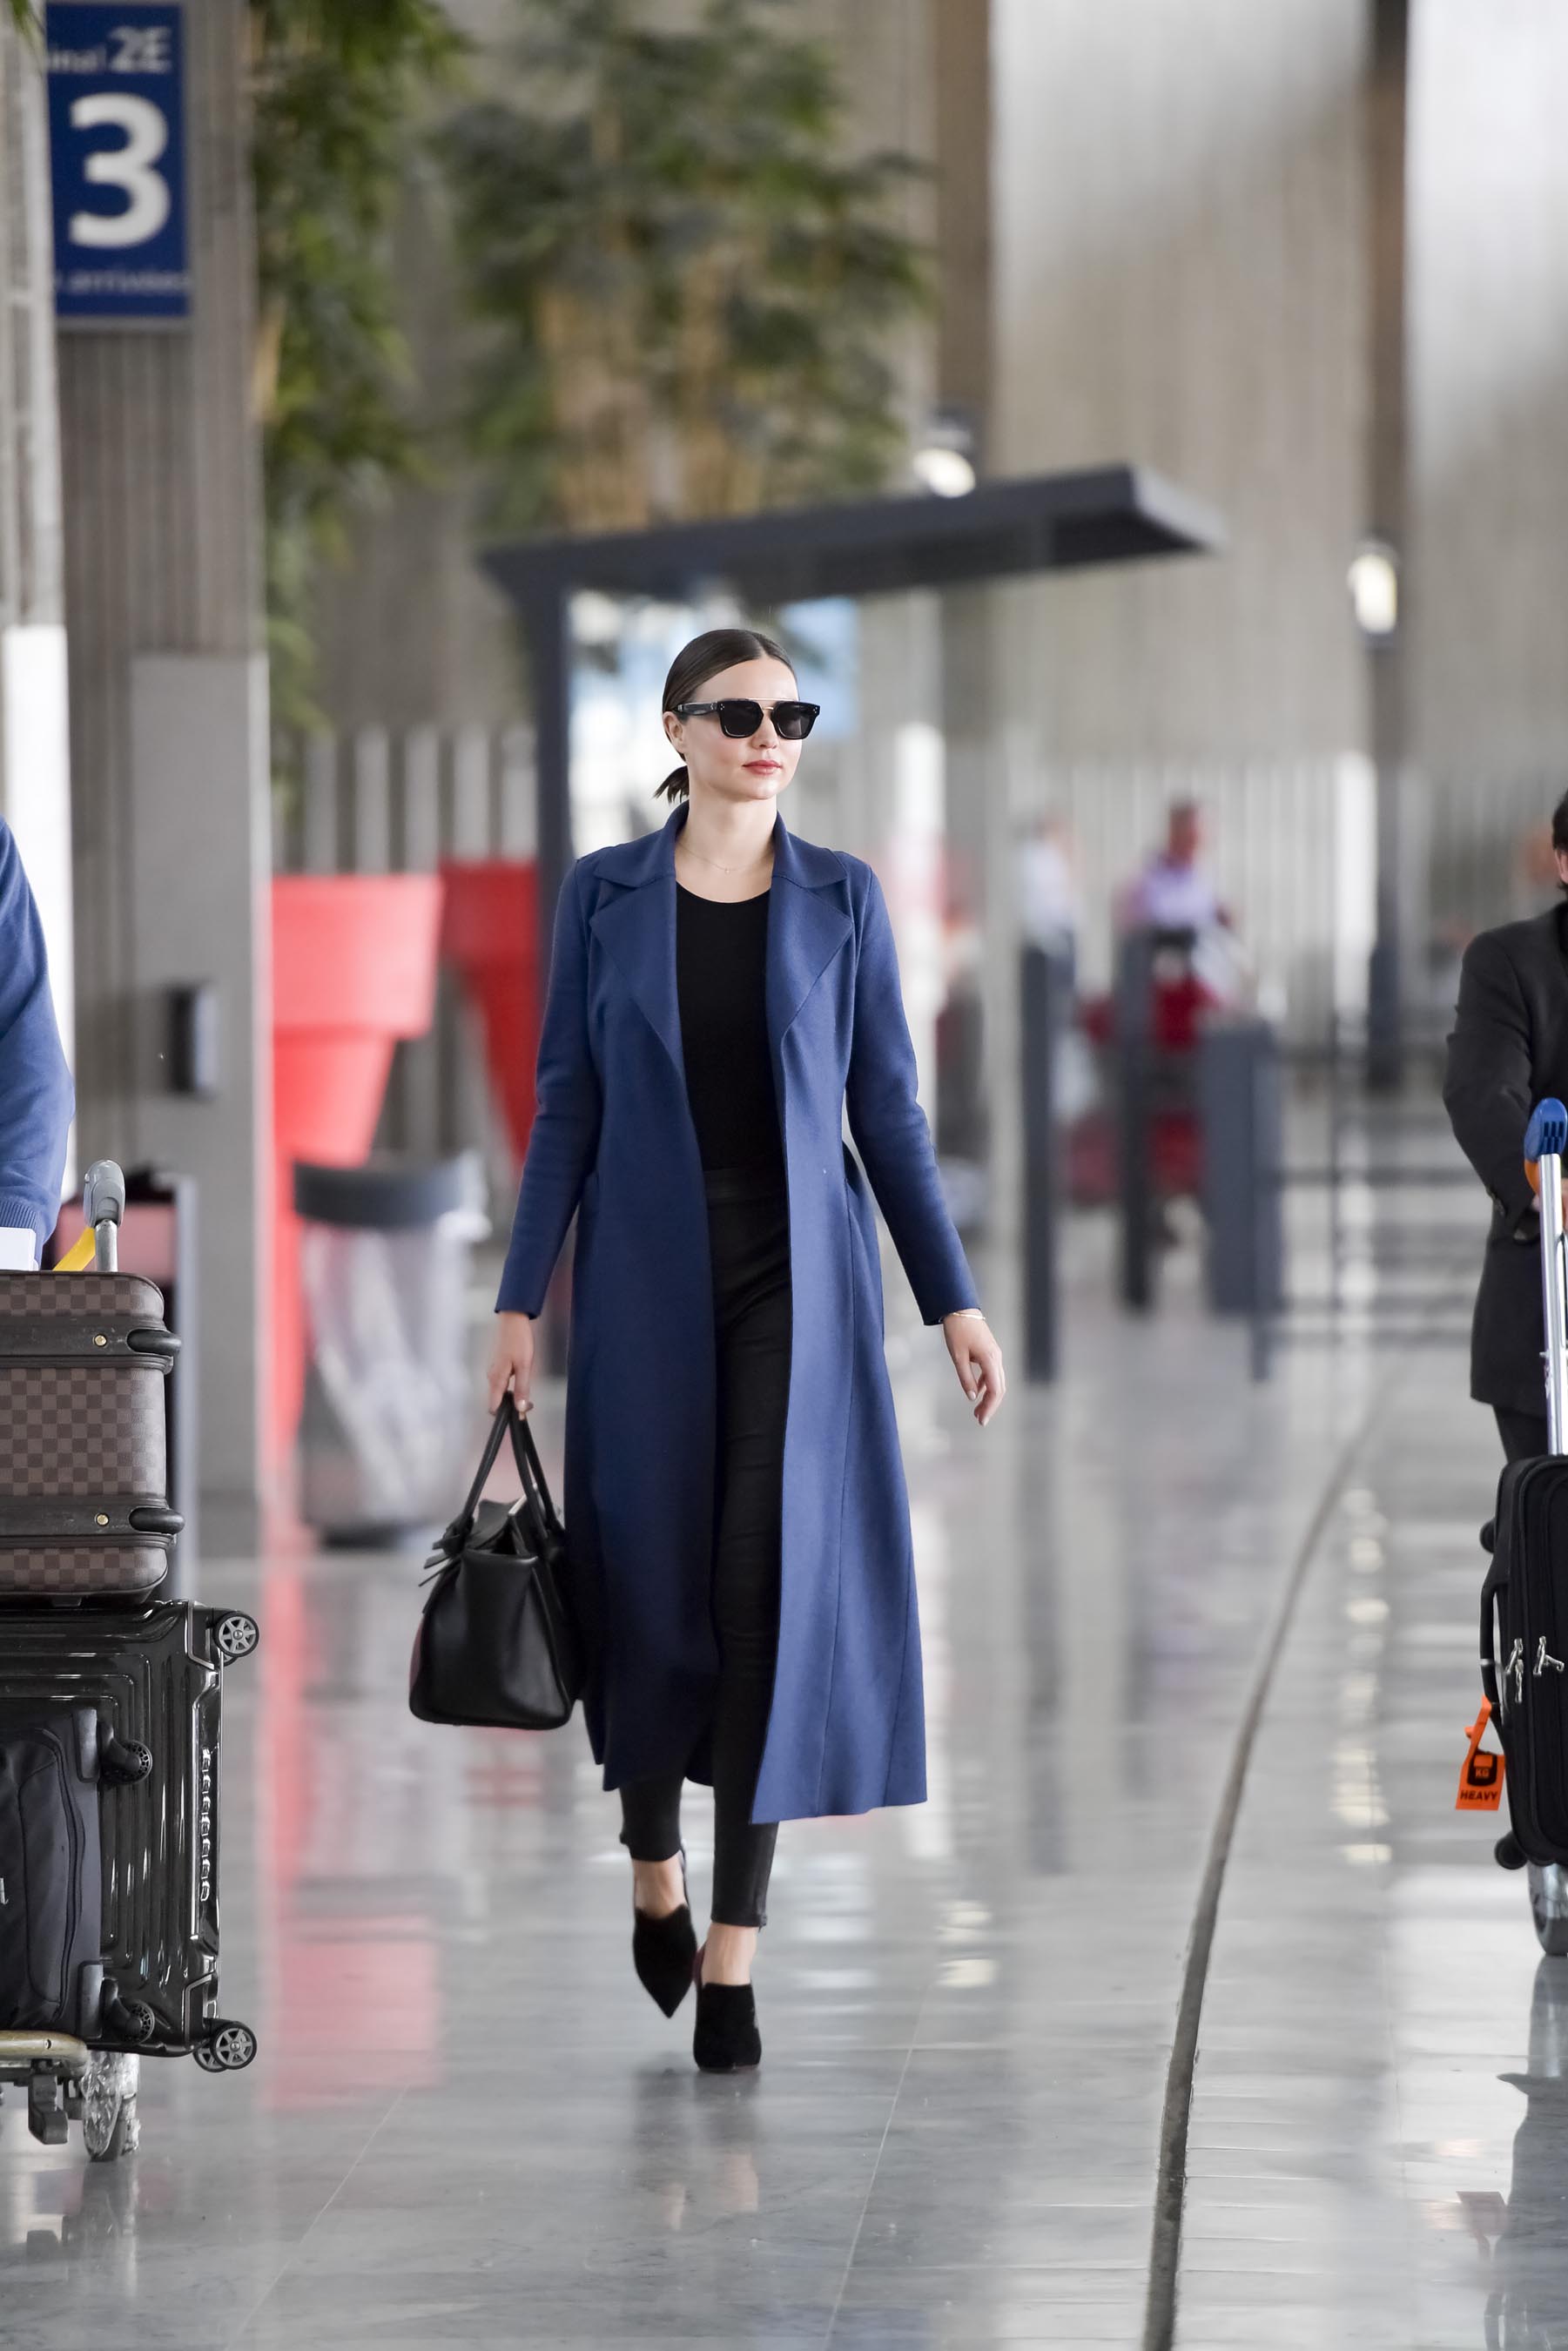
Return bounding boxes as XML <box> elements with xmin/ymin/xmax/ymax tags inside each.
<box><xmin>913</xmin><ymin>446</ymin><xmax>977</xmax><ymax>499</ymax></box>
<box><xmin>1348</xmin><ymin>541</ymin><xmax>1398</xmax><ymax>638</ymax></box>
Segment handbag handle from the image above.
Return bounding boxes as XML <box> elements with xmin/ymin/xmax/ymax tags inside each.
<box><xmin>507</xmin><ymin>1402</ymin><xmax>563</xmax><ymax>1540</ymax></box>
<box><xmin>448</xmin><ymin>1396</ymin><xmax>521</xmax><ymax>1542</ymax></box>
<box><xmin>446</xmin><ymin>1393</ymin><xmax>562</xmax><ymax>1550</ymax></box>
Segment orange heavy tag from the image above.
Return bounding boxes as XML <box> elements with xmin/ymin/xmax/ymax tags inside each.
<box><xmin>1457</xmin><ymin>1699</ymin><xmax>1505</xmax><ymax>1812</ymax></box>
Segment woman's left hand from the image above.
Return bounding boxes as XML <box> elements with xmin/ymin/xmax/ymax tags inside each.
<box><xmin>942</xmin><ymin>1311</ymin><xmax>1006</xmax><ymax>1426</ymax></box>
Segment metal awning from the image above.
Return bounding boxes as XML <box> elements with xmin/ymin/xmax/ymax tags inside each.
<box><xmin>481</xmin><ymin>463</ymin><xmax>1223</xmax><ymax>609</ymax></box>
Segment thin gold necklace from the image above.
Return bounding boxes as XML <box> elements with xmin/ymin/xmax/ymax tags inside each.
<box><xmin>679</xmin><ymin>844</ymin><xmax>772</xmax><ymax>875</ymax></box>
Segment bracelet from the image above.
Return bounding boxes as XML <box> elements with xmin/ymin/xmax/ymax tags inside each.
<box><xmin>944</xmin><ymin>1307</ymin><xmax>986</xmax><ymax>1322</ymax></box>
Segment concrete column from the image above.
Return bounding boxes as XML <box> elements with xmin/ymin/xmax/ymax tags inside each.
<box><xmin>932</xmin><ymin>0</ymin><xmax>1016</xmax><ymax>1237</ymax></box>
<box><xmin>1407</xmin><ymin>0</ymin><xmax>1568</xmax><ymax>932</ymax></box>
<box><xmin>989</xmin><ymin>0</ymin><xmax>1369</xmax><ymax>765</ymax></box>
<box><xmin>0</xmin><ymin>19</ymin><xmax>74</xmax><ymax>1080</ymax></box>
<box><xmin>932</xmin><ymin>0</ymin><xmax>991</xmax><ymax>450</ymax></box>
<box><xmin>57</xmin><ymin>3</ymin><xmax>270</xmax><ymax>1554</ymax></box>
<box><xmin>1364</xmin><ymin>0</ymin><xmax>1411</xmax><ymax>1086</ymax></box>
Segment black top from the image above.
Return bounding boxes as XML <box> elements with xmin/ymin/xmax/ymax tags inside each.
<box><xmin>676</xmin><ymin>882</ymin><xmax>785</xmax><ymax>1178</ymax></box>
<box><xmin>1444</xmin><ymin>903</ymin><xmax>1568</xmax><ymax>1411</ymax></box>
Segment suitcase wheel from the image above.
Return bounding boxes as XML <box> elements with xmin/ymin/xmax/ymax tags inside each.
<box><xmin>193</xmin><ymin>2020</ymin><xmax>257</xmax><ymax>2072</ymax></box>
<box><xmin>103</xmin><ymin>1992</ymin><xmax>155</xmax><ymax>2045</ymax></box>
<box><xmin>99</xmin><ymin>1732</ymin><xmax>153</xmax><ymax>1789</ymax></box>
<box><xmin>213</xmin><ymin>1613</ymin><xmax>259</xmax><ymax>1664</ymax></box>
<box><xmin>82</xmin><ymin>2053</ymin><xmax>139</xmax><ymax>2163</ymax></box>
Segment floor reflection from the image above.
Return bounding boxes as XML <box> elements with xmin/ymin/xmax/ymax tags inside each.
<box><xmin>1</xmin><ymin>2145</ymin><xmax>145</xmax><ymax>2263</ymax></box>
<box><xmin>259</xmin><ymin>1562</ymin><xmax>453</xmax><ymax>2111</ymax></box>
<box><xmin>629</xmin><ymin>2069</ymin><xmax>764</xmax><ymax>2233</ymax></box>
<box><xmin>1488</xmin><ymin>1960</ymin><xmax>1568</xmax><ymax>2346</ymax></box>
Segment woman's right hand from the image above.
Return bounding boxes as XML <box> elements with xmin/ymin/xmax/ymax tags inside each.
<box><xmin>487</xmin><ymin>1311</ymin><xmax>535</xmax><ymax>1415</ymax></box>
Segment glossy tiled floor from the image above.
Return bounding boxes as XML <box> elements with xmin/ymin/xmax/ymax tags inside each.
<box><xmin>0</xmin><ymin>1142</ymin><xmax>1542</xmax><ymax>2348</ymax></box>
<box><xmin>1174</xmin><ymin>1334</ymin><xmax>1558</xmax><ymax>2351</ymax></box>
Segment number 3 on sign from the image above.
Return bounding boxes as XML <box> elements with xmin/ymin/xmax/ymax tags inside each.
<box><xmin>68</xmin><ymin>93</ymin><xmax>170</xmax><ymax>247</ymax></box>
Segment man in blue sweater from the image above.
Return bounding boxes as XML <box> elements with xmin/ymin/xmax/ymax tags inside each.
<box><xmin>0</xmin><ymin>815</ymin><xmax>73</xmax><ymax>1270</ymax></box>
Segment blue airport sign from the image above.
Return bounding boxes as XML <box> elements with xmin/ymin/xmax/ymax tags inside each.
<box><xmin>45</xmin><ymin>3</ymin><xmax>189</xmax><ymax>324</ymax></box>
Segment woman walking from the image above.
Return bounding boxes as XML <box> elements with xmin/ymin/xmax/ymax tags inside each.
<box><xmin>486</xmin><ymin>629</ymin><xmax>1006</xmax><ymax>2071</ymax></box>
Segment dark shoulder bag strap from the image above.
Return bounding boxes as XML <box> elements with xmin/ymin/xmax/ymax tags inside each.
<box><xmin>447</xmin><ymin>1396</ymin><xmax>522</xmax><ymax>1545</ymax></box>
<box><xmin>506</xmin><ymin>1407</ymin><xmax>563</xmax><ymax>1539</ymax></box>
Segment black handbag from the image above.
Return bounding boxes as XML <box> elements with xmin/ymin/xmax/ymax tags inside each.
<box><xmin>408</xmin><ymin>1396</ymin><xmax>583</xmax><ymax>1730</ymax></box>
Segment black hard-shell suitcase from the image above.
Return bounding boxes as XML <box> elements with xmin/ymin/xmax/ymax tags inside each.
<box><xmin>0</xmin><ymin>1600</ymin><xmax>260</xmax><ymax>2156</ymax></box>
<box><xmin>0</xmin><ymin>1600</ymin><xmax>257</xmax><ymax>2057</ymax></box>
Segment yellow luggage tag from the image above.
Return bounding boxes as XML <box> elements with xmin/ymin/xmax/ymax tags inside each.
<box><xmin>1457</xmin><ymin>1698</ymin><xmax>1505</xmax><ymax>1812</ymax></box>
<box><xmin>53</xmin><ymin>1228</ymin><xmax>97</xmax><ymax>1272</ymax></box>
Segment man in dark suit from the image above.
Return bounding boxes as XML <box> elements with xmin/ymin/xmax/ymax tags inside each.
<box><xmin>1444</xmin><ymin>792</ymin><xmax>1568</xmax><ymax>1460</ymax></box>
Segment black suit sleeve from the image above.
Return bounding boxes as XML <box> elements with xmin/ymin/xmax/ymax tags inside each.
<box><xmin>1443</xmin><ymin>932</ymin><xmax>1537</xmax><ymax>1229</ymax></box>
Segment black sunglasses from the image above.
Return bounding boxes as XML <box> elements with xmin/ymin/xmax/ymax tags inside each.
<box><xmin>673</xmin><ymin>697</ymin><xmax>820</xmax><ymax>741</ymax></box>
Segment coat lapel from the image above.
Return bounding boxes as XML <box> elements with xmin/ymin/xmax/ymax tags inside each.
<box><xmin>588</xmin><ymin>802</ymin><xmax>853</xmax><ymax>1081</ymax></box>
<box><xmin>586</xmin><ymin>818</ymin><xmax>683</xmax><ymax>1071</ymax></box>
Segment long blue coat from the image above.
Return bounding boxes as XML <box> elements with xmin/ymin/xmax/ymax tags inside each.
<box><xmin>495</xmin><ymin>799</ymin><xmax>979</xmax><ymax>1822</ymax></box>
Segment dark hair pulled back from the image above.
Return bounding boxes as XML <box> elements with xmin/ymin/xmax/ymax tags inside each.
<box><xmin>656</xmin><ymin>627</ymin><xmax>795</xmax><ymax>802</ymax></box>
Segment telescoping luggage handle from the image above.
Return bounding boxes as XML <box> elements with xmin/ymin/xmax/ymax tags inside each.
<box><xmin>1525</xmin><ymin>1099</ymin><xmax>1568</xmax><ymax>1455</ymax></box>
<box><xmin>52</xmin><ymin>1160</ymin><xmax>127</xmax><ymax>1276</ymax></box>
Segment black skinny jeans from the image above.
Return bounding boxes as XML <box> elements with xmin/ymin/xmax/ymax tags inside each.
<box><xmin>619</xmin><ymin>1168</ymin><xmax>791</xmax><ymax>1929</ymax></box>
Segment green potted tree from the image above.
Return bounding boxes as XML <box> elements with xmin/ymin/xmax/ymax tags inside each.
<box><xmin>436</xmin><ymin>0</ymin><xmax>932</xmax><ymax>536</ymax></box>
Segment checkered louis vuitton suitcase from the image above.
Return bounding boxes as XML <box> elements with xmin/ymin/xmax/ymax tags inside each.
<box><xmin>0</xmin><ymin>1162</ymin><xmax>182</xmax><ymax>1597</ymax></box>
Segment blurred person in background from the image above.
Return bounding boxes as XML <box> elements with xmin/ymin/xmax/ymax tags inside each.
<box><xmin>1118</xmin><ymin>798</ymin><xmax>1230</xmax><ymax>934</ymax></box>
<box><xmin>0</xmin><ymin>815</ymin><xmax>73</xmax><ymax>1273</ymax></box>
<box><xmin>486</xmin><ymin>627</ymin><xmax>1005</xmax><ymax>2073</ymax></box>
<box><xmin>1444</xmin><ymin>788</ymin><xmax>1568</xmax><ymax>1462</ymax></box>
<box><xmin>1018</xmin><ymin>809</ymin><xmax>1080</xmax><ymax>980</ymax></box>
<box><xmin>1117</xmin><ymin>797</ymin><xmax>1249</xmax><ymax>1010</ymax></box>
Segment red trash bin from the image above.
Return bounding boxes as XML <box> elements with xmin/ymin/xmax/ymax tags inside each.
<box><xmin>270</xmin><ymin>874</ymin><xmax>444</xmax><ymax>1468</ymax></box>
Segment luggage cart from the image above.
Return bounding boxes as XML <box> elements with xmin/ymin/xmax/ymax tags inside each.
<box><xmin>0</xmin><ymin>1162</ymin><xmax>259</xmax><ymax>2163</ymax></box>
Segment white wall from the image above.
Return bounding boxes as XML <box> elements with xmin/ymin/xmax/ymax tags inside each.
<box><xmin>989</xmin><ymin>0</ymin><xmax>1369</xmax><ymax>768</ymax></box>
<box><xmin>1408</xmin><ymin>0</ymin><xmax>1568</xmax><ymax>936</ymax></box>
